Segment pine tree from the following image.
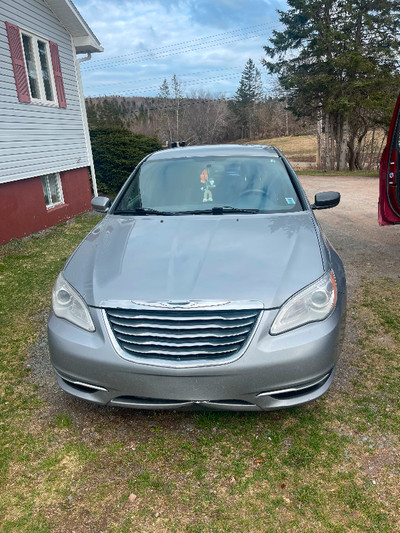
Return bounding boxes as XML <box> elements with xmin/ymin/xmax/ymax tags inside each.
<box><xmin>157</xmin><ymin>75</ymin><xmax>184</xmax><ymax>144</ymax></box>
<box><xmin>263</xmin><ymin>0</ymin><xmax>400</xmax><ymax>170</ymax></box>
<box><xmin>229</xmin><ymin>59</ymin><xmax>263</xmax><ymax>139</ymax></box>
<box><xmin>158</xmin><ymin>79</ymin><xmax>170</xmax><ymax>99</ymax></box>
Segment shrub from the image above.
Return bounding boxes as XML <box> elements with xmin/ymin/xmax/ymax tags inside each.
<box><xmin>90</xmin><ymin>128</ymin><xmax>162</xmax><ymax>195</ymax></box>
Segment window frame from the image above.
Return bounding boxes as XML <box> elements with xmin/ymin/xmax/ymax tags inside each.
<box><xmin>41</xmin><ymin>173</ymin><xmax>64</xmax><ymax>209</ymax></box>
<box><xmin>20</xmin><ymin>29</ymin><xmax>58</xmax><ymax>107</ymax></box>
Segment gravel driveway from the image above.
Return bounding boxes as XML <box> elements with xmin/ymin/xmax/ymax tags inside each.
<box><xmin>300</xmin><ymin>175</ymin><xmax>400</xmax><ymax>291</ymax></box>
<box><xmin>300</xmin><ymin>174</ymin><xmax>400</xmax><ymax>396</ymax></box>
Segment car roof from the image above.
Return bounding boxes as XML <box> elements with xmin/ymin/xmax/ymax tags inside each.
<box><xmin>149</xmin><ymin>144</ymin><xmax>280</xmax><ymax>161</ymax></box>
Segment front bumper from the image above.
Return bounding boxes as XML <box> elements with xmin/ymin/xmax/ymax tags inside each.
<box><xmin>47</xmin><ymin>291</ymin><xmax>346</xmax><ymax>411</ymax></box>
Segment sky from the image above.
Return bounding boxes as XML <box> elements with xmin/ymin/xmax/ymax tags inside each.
<box><xmin>74</xmin><ymin>0</ymin><xmax>286</xmax><ymax>99</ymax></box>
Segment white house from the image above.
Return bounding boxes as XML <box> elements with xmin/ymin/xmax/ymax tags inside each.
<box><xmin>0</xmin><ymin>0</ymin><xmax>103</xmax><ymax>244</ymax></box>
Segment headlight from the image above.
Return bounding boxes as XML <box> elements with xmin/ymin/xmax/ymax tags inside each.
<box><xmin>52</xmin><ymin>273</ymin><xmax>95</xmax><ymax>332</ymax></box>
<box><xmin>270</xmin><ymin>271</ymin><xmax>337</xmax><ymax>335</ymax></box>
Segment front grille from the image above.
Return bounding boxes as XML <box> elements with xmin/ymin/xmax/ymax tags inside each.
<box><xmin>105</xmin><ymin>308</ymin><xmax>260</xmax><ymax>361</ymax></box>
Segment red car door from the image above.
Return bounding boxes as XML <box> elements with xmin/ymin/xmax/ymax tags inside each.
<box><xmin>379</xmin><ymin>93</ymin><xmax>400</xmax><ymax>225</ymax></box>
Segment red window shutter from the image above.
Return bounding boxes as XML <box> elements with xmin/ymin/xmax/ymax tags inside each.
<box><xmin>5</xmin><ymin>22</ymin><xmax>31</xmax><ymax>103</ymax></box>
<box><xmin>49</xmin><ymin>41</ymin><xmax>67</xmax><ymax>108</ymax></box>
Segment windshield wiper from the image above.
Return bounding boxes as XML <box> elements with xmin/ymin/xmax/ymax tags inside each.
<box><xmin>211</xmin><ymin>206</ymin><xmax>260</xmax><ymax>214</ymax></box>
<box><xmin>170</xmin><ymin>207</ymin><xmax>260</xmax><ymax>215</ymax></box>
<box><xmin>115</xmin><ymin>206</ymin><xmax>260</xmax><ymax>216</ymax></box>
<box><xmin>114</xmin><ymin>208</ymin><xmax>175</xmax><ymax>216</ymax></box>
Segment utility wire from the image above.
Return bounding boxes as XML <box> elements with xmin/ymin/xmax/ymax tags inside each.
<box><xmin>82</xmin><ymin>21</ymin><xmax>275</xmax><ymax>69</ymax></box>
<box><xmin>88</xmin><ymin>72</ymin><xmax>243</xmax><ymax>97</ymax></box>
<box><xmin>83</xmin><ymin>67</ymin><xmax>242</xmax><ymax>89</ymax></box>
<box><xmin>82</xmin><ymin>28</ymin><xmax>273</xmax><ymax>71</ymax></box>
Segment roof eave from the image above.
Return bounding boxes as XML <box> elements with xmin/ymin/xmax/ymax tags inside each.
<box><xmin>74</xmin><ymin>36</ymin><xmax>104</xmax><ymax>54</ymax></box>
<box><xmin>45</xmin><ymin>0</ymin><xmax>103</xmax><ymax>54</ymax></box>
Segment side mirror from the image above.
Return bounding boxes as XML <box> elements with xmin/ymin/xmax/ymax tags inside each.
<box><xmin>91</xmin><ymin>196</ymin><xmax>111</xmax><ymax>213</ymax></box>
<box><xmin>311</xmin><ymin>191</ymin><xmax>340</xmax><ymax>210</ymax></box>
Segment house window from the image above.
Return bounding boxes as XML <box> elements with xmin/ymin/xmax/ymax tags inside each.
<box><xmin>21</xmin><ymin>32</ymin><xmax>56</xmax><ymax>105</ymax></box>
<box><xmin>41</xmin><ymin>174</ymin><xmax>64</xmax><ymax>209</ymax></box>
<box><xmin>5</xmin><ymin>22</ymin><xmax>67</xmax><ymax>108</ymax></box>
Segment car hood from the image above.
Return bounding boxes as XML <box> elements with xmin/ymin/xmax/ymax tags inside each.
<box><xmin>64</xmin><ymin>213</ymin><xmax>327</xmax><ymax>309</ymax></box>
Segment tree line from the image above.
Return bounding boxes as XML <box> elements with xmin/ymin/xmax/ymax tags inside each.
<box><xmin>86</xmin><ymin>88</ymin><xmax>311</xmax><ymax>147</ymax></box>
<box><xmin>87</xmin><ymin>0</ymin><xmax>400</xmax><ymax>177</ymax></box>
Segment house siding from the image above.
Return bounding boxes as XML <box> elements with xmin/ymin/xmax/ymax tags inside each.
<box><xmin>0</xmin><ymin>167</ymin><xmax>93</xmax><ymax>244</ymax></box>
<box><xmin>0</xmin><ymin>0</ymin><xmax>90</xmax><ymax>185</ymax></box>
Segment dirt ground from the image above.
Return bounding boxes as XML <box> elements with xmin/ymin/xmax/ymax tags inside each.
<box><xmin>300</xmin><ymin>175</ymin><xmax>400</xmax><ymax>291</ymax></box>
<box><xmin>300</xmin><ymin>174</ymin><xmax>400</xmax><ymax>395</ymax></box>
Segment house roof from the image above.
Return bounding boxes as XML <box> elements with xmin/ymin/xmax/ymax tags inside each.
<box><xmin>45</xmin><ymin>0</ymin><xmax>103</xmax><ymax>54</ymax></box>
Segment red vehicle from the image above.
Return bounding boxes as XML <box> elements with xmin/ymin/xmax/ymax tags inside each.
<box><xmin>379</xmin><ymin>94</ymin><xmax>400</xmax><ymax>225</ymax></box>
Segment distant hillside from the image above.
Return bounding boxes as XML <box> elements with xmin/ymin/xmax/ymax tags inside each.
<box><xmin>85</xmin><ymin>95</ymin><xmax>314</xmax><ymax>146</ymax></box>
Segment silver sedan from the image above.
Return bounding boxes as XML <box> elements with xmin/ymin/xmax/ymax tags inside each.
<box><xmin>48</xmin><ymin>144</ymin><xmax>346</xmax><ymax>411</ymax></box>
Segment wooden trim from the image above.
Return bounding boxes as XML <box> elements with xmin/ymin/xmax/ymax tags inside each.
<box><xmin>5</xmin><ymin>21</ymin><xmax>31</xmax><ymax>103</ymax></box>
<box><xmin>49</xmin><ymin>41</ymin><xmax>67</xmax><ymax>108</ymax></box>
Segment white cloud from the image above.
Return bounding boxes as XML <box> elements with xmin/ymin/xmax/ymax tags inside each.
<box><xmin>74</xmin><ymin>0</ymin><xmax>283</xmax><ymax>97</ymax></box>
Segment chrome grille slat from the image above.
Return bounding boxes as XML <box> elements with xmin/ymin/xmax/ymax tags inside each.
<box><xmin>108</xmin><ymin>317</ymin><xmax>256</xmax><ymax>330</ymax></box>
<box><xmin>112</xmin><ymin>325</ymin><xmax>251</xmax><ymax>339</ymax></box>
<box><xmin>107</xmin><ymin>310</ymin><xmax>258</xmax><ymax>321</ymax></box>
<box><xmin>105</xmin><ymin>307</ymin><xmax>261</xmax><ymax>361</ymax></box>
<box><xmin>117</xmin><ymin>334</ymin><xmax>247</xmax><ymax>348</ymax></box>
<box><xmin>120</xmin><ymin>344</ymin><xmax>238</xmax><ymax>357</ymax></box>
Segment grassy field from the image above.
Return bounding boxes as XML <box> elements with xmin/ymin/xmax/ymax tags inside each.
<box><xmin>253</xmin><ymin>132</ymin><xmax>385</xmax><ymax>174</ymax></box>
<box><xmin>255</xmin><ymin>135</ymin><xmax>318</xmax><ymax>163</ymax></box>
<box><xmin>296</xmin><ymin>169</ymin><xmax>379</xmax><ymax>177</ymax></box>
<box><xmin>1</xmin><ymin>215</ymin><xmax>400</xmax><ymax>532</ymax></box>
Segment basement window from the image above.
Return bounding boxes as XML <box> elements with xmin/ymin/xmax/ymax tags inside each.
<box><xmin>41</xmin><ymin>173</ymin><xmax>64</xmax><ymax>209</ymax></box>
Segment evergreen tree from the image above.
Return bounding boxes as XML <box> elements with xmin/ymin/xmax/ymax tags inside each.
<box><xmin>171</xmin><ymin>74</ymin><xmax>183</xmax><ymax>140</ymax></box>
<box><xmin>229</xmin><ymin>59</ymin><xmax>263</xmax><ymax>139</ymax></box>
<box><xmin>85</xmin><ymin>98</ymin><xmax>99</xmax><ymax>128</ymax></box>
<box><xmin>158</xmin><ymin>79</ymin><xmax>170</xmax><ymax>99</ymax></box>
<box><xmin>85</xmin><ymin>98</ymin><xmax>125</xmax><ymax>130</ymax></box>
<box><xmin>157</xmin><ymin>75</ymin><xmax>184</xmax><ymax>144</ymax></box>
<box><xmin>263</xmin><ymin>0</ymin><xmax>400</xmax><ymax>170</ymax></box>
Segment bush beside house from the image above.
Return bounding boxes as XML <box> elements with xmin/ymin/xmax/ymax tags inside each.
<box><xmin>90</xmin><ymin>129</ymin><xmax>162</xmax><ymax>195</ymax></box>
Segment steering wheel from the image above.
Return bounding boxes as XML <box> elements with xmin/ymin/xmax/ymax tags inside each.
<box><xmin>239</xmin><ymin>188</ymin><xmax>267</xmax><ymax>198</ymax></box>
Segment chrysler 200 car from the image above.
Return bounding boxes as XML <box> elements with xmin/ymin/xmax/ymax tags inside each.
<box><xmin>48</xmin><ymin>144</ymin><xmax>346</xmax><ymax>411</ymax></box>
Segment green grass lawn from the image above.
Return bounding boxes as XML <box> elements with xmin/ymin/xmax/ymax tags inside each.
<box><xmin>296</xmin><ymin>169</ymin><xmax>379</xmax><ymax>178</ymax></box>
<box><xmin>1</xmin><ymin>215</ymin><xmax>399</xmax><ymax>532</ymax></box>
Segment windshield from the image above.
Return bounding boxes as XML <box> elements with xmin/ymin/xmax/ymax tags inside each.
<box><xmin>114</xmin><ymin>155</ymin><xmax>302</xmax><ymax>214</ymax></box>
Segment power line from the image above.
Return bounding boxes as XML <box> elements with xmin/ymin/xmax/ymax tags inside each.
<box><xmin>81</xmin><ymin>27</ymin><xmax>273</xmax><ymax>71</ymax></box>
<box><xmin>88</xmin><ymin>72</ymin><xmax>243</xmax><ymax>98</ymax></box>
<box><xmin>85</xmin><ymin>69</ymin><xmax>276</xmax><ymax>98</ymax></box>
<box><xmin>82</xmin><ymin>32</ymin><xmax>270</xmax><ymax>71</ymax></box>
<box><xmin>82</xmin><ymin>21</ymin><xmax>275</xmax><ymax>69</ymax></box>
<box><xmin>83</xmin><ymin>67</ymin><xmax>242</xmax><ymax>89</ymax></box>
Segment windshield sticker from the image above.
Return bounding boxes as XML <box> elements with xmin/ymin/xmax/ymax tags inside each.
<box><xmin>200</xmin><ymin>167</ymin><xmax>215</xmax><ymax>202</ymax></box>
<box><xmin>285</xmin><ymin>197</ymin><xmax>296</xmax><ymax>205</ymax></box>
